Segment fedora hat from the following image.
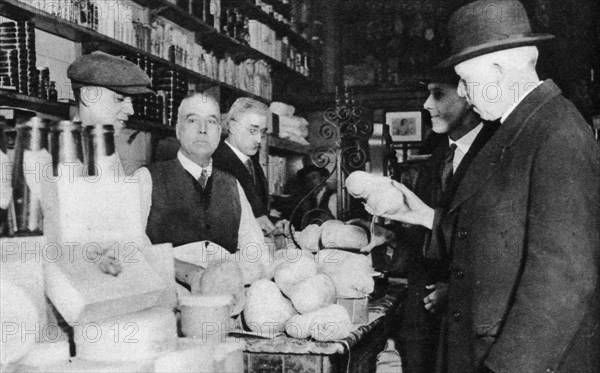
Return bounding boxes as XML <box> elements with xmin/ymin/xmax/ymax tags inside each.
<box><xmin>438</xmin><ymin>0</ymin><xmax>554</xmax><ymax>68</ymax></box>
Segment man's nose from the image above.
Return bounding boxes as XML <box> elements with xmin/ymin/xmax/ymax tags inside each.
<box><xmin>122</xmin><ymin>100</ymin><xmax>134</xmax><ymax>115</ymax></box>
<box><xmin>198</xmin><ymin>120</ymin><xmax>207</xmax><ymax>134</ymax></box>
<box><xmin>424</xmin><ymin>95</ymin><xmax>434</xmax><ymax>111</ymax></box>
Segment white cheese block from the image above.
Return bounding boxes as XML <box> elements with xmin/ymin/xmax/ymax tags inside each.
<box><xmin>18</xmin><ymin>341</ymin><xmax>70</xmax><ymax>367</ymax></box>
<box><xmin>214</xmin><ymin>339</ymin><xmax>245</xmax><ymax>373</ymax></box>
<box><xmin>0</xmin><ymin>279</ymin><xmax>40</xmax><ymax>365</ymax></box>
<box><xmin>42</xmin><ymin>178</ymin><xmax>173</xmax><ymax>323</ymax></box>
<box><xmin>74</xmin><ymin>307</ymin><xmax>177</xmax><ymax>362</ymax></box>
<box><xmin>35</xmin><ymin>357</ymin><xmax>155</xmax><ymax>372</ymax></box>
<box><xmin>0</xmin><ymin>237</ymin><xmax>47</xmax><ymax>328</ymax></box>
<box><xmin>154</xmin><ymin>344</ymin><xmax>215</xmax><ymax>373</ymax></box>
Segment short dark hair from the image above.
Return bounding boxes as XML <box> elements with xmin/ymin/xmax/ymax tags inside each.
<box><xmin>297</xmin><ymin>165</ymin><xmax>329</xmax><ymax>180</ymax></box>
<box><xmin>420</xmin><ymin>68</ymin><xmax>460</xmax><ymax>87</ymax></box>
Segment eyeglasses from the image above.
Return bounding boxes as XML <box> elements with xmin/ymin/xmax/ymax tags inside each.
<box><xmin>232</xmin><ymin>119</ymin><xmax>268</xmax><ymax>138</ymax></box>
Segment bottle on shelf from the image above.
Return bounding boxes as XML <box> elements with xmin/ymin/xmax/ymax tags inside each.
<box><xmin>204</xmin><ymin>0</ymin><xmax>214</xmax><ymax>29</ymax></box>
<box><xmin>82</xmin><ymin>124</ymin><xmax>116</xmax><ymax>176</ymax></box>
<box><xmin>0</xmin><ymin>119</ymin><xmax>9</xmax><ymax>237</ymax></box>
<box><xmin>47</xmin><ymin>81</ymin><xmax>58</xmax><ymax>101</ymax></box>
<box><xmin>49</xmin><ymin>120</ymin><xmax>85</xmax><ymax>178</ymax></box>
<box><xmin>10</xmin><ymin>117</ymin><xmax>49</xmax><ymax>236</ymax></box>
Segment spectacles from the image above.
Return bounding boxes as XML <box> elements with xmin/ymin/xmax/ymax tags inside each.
<box><xmin>232</xmin><ymin>119</ymin><xmax>267</xmax><ymax>138</ymax></box>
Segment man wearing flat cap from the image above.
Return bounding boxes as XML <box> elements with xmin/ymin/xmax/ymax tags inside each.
<box><xmin>67</xmin><ymin>52</ymin><xmax>153</xmax><ymax>174</ymax></box>
<box><xmin>369</xmin><ymin>1</ymin><xmax>600</xmax><ymax>373</ymax></box>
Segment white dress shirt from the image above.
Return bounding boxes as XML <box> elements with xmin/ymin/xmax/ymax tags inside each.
<box><xmin>225</xmin><ymin>140</ymin><xmax>250</xmax><ymax>164</ymax></box>
<box><xmin>135</xmin><ymin>151</ymin><xmax>266</xmax><ymax>254</ymax></box>
<box><xmin>449</xmin><ymin>122</ymin><xmax>484</xmax><ymax>172</ymax></box>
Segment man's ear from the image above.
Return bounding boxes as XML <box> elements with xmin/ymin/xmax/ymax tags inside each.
<box><xmin>491</xmin><ymin>63</ymin><xmax>503</xmax><ymax>84</ymax></box>
<box><xmin>79</xmin><ymin>86</ymin><xmax>102</xmax><ymax>106</ymax></box>
<box><xmin>175</xmin><ymin>122</ymin><xmax>181</xmax><ymax>141</ymax></box>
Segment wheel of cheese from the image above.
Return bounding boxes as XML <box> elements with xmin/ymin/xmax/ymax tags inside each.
<box><xmin>74</xmin><ymin>307</ymin><xmax>177</xmax><ymax>362</ymax></box>
<box><xmin>19</xmin><ymin>341</ymin><xmax>70</xmax><ymax>367</ymax></box>
<box><xmin>179</xmin><ymin>294</ymin><xmax>233</xmax><ymax>343</ymax></box>
<box><xmin>0</xmin><ymin>279</ymin><xmax>40</xmax><ymax>365</ymax></box>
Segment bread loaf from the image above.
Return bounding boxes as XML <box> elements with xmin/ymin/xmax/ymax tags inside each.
<box><xmin>243</xmin><ymin>279</ymin><xmax>296</xmax><ymax>336</ymax></box>
<box><xmin>346</xmin><ymin>171</ymin><xmax>408</xmax><ymax>216</ymax></box>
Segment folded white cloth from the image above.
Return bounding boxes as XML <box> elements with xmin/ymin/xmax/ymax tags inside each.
<box><xmin>270</xmin><ymin>102</ymin><xmax>295</xmax><ymax>116</ymax></box>
<box><xmin>278</xmin><ymin>115</ymin><xmax>309</xmax><ymax>137</ymax></box>
<box><xmin>278</xmin><ymin>132</ymin><xmax>310</xmax><ymax>146</ymax></box>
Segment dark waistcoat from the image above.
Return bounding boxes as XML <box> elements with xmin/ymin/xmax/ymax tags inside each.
<box><xmin>146</xmin><ymin>159</ymin><xmax>241</xmax><ymax>253</ymax></box>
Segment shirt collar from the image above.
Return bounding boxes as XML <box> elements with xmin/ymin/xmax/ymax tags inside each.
<box><xmin>449</xmin><ymin>122</ymin><xmax>484</xmax><ymax>154</ymax></box>
<box><xmin>177</xmin><ymin>150</ymin><xmax>212</xmax><ymax>179</ymax></box>
<box><xmin>500</xmin><ymin>80</ymin><xmax>543</xmax><ymax>123</ymax></box>
<box><xmin>225</xmin><ymin>140</ymin><xmax>250</xmax><ymax>164</ymax></box>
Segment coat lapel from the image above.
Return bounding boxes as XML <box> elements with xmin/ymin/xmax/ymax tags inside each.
<box><xmin>448</xmin><ymin>80</ymin><xmax>562</xmax><ymax>214</ymax></box>
<box><xmin>213</xmin><ymin>141</ymin><xmax>253</xmax><ymax>185</ymax></box>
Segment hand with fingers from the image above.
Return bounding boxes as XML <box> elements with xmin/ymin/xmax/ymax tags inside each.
<box><xmin>363</xmin><ymin>180</ymin><xmax>436</xmax><ymax>229</ymax></box>
<box><xmin>257</xmin><ymin>215</ymin><xmax>276</xmax><ymax>236</ymax></box>
<box><xmin>273</xmin><ymin>219</ymin><xmax>290</xmax><ymax>237</ymax></box>
<box><xmin>423</xmin><ymin>282</ymin><xmax>449</xmax><ymax>313</ymax></box>
<box><xmin>96</xmin><ymin>248</ymin><xmax>123</xmax><ymax>277</ymax></box>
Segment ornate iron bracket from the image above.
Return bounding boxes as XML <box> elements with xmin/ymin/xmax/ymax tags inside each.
<box><xmin>289</xmin><ymin>87</ymin><xmax>373</xmax><ymax>239</ymax></box>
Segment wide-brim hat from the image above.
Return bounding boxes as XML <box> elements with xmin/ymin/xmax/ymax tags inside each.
<box><xmin>68</xmin><ymin>51</ymin><xmax>154</xmax><ymax>95</ymax></box>
<box><xmin>438</xmin><ymin>0</ymin><xmax>554</xmax><ymax>68</ymax></box>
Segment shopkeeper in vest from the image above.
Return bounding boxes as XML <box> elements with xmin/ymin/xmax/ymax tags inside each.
<box><xmin>135</xmin><ymin>93</ymin><xmax>268</xmax><ymax>287</ymax></box>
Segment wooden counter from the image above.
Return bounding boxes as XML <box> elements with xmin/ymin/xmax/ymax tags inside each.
<box><xmin>238</xmin><ymin>284</ymin><xmax>406</xmax><ymax>373</ymax></box>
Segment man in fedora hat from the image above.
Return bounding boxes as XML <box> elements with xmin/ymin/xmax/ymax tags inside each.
<box><xmin>369</xmin><ymin>1</ymin><xmax>600</xmax><ymax>373</ymax></box>
<box><xmin>391</xmin><ymin>68</ymin><xmax>497</xmax><ymax>373</ymax></box>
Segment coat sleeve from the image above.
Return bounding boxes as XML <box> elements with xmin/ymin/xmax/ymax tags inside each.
<box><xmin>485</xmin><ymin>126</ymin><xmax>600</xmax><ymax>373</ymax></box>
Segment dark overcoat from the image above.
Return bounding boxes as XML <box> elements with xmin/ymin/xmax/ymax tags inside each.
<box><xmin>212</xmin><ymin>140</ymin><xmax>269</xmax><ymax>217</ymax></box>
<box><xmin>432</xmin><ymin>80</ymin><xmax>600</xmax><ymax>373</ymax></box>
<box><xmin>396</xmin><ymin>122</ymin><xmax>497</xmax><ymax>373</ymax></box>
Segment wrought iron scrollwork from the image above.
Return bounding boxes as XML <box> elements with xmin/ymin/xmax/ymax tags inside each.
<box><xmin>288</xmin><ymin>87</ymin><xmax>373</xmax><ymax>242</ymax></box>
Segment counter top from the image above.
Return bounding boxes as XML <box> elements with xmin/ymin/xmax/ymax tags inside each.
<box><xmin>237</xmin><ymin>283</ymin><xmax>405</xmax><ymax>356</ymax></box>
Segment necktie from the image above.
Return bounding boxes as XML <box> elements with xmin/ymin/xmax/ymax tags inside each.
<box><xmin>441</xmin><ymin>143</ymin><xmax>457</xmax><ymax>194</ymax></box>
<box><xmin>245</xmin><ymin>159</ymin><xmax>256</xmax><ymax>185</ymax></box>
<box><xmin>198</xmin><ymin>168</ymin><xmax>208</xmax><ymax>189</ymax></box>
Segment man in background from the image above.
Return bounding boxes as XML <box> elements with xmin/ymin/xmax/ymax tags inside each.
<box><xmin>392</xmin><ymin>69</ymin><xmax>496</xmax><ymax>373</ymax></box>
<box><xmin>212</xmin><ymin>97</ymin><xmax>278</xmax><ymax>235</ymax></box>
<box><xmin>288</xmin><ymin>164</ymin><xmax>336</xmax><ymax>230</ymax></box>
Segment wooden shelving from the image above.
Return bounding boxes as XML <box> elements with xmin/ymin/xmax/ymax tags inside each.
<box><xmin>127</xmin><ymin>118</ymin><xmax>174</xmax><ymax>133</ymax></box>
<box><xmin>231</xmin><ymin>1</ymin><xmax>312</xmax><ymax>52</ymax></box>
<box><xmin>268</xmin><ymin>134</ymin><xmax>309</xmax><ymax>155</ymax></box>
<box><xmin>0</xmin><ymin>0</ymin><xmax>313</xmax><ymax>88</ymax></box>
<box><xmin>129</xmin><ymin>0</ymin><xmax>314</xmax><ymax>82</ymax></box>
<box><xmin>0</xmin><ymin>0</ymin><xmax>316</xmax><ymax>158</ymax></box>
<box><xmin>0</xmin><ymin>91</ymin><xmax>70</xmax><ymax>118</ymax></box>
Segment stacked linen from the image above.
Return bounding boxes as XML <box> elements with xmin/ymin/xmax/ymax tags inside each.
<box><xmin>269</xmin><ymin>102</ymin><xmax>310</xmax><ymax>146</ymax></box>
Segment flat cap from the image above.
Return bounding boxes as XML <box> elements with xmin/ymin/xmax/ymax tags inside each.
<box><xmin>67</xmin><ymin>52</ymin><xmax>153</xmax><ymax>95</ymax></box>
